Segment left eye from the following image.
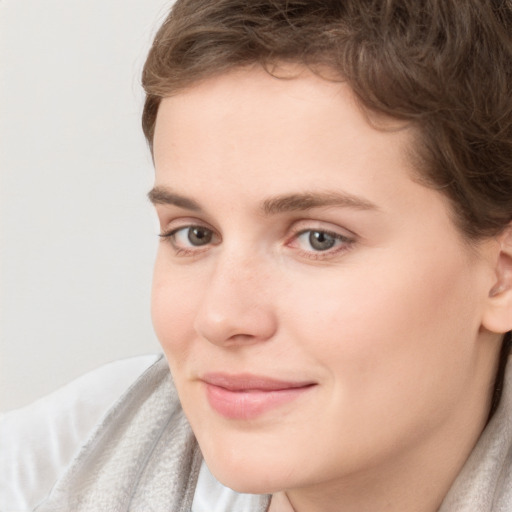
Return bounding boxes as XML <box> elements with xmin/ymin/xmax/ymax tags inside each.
<box><xmin>295</xmin><ymin>230</ymin><xmax>349</xmax><ymax>252</ymax></box>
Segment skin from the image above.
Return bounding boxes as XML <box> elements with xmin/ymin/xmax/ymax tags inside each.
<box><xmin>150</xmin><ymin>65</ymin><xmax>505</xmax><ymax>512</ymax></box>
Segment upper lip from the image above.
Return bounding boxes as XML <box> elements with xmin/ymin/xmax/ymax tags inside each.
<box><xmin>201</xmin><ymin>373</ymin><xmax>316</xmax><ymax>391</ymax></box>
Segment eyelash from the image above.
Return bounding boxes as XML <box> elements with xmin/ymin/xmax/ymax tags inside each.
<box><xmin>287</xmin><ymin>228</ymin><xmax>354</xmax><ymax>260</ymax></box>
<box><xmin>159</xmin><ymin>225</ymin><xmax>218</xmax><ymax>257</ymax></box>
<box><xmin>159</xmin><ymin>224</ymin><xmax>355</xmax><ymax>260</ymax></box>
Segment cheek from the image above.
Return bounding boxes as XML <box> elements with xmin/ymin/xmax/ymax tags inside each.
<box><xmin>151</xmin><ymin>255</ymin><xmax>199</xmax><ymax>362</ymax></box>
<box><xmin>284</xmin><ymin>246</ymin><xmax>481</xmax><ymax>398</ymax></box>
<box><xmin>268</xmin><ymin>252</ymin><xmax>483</xmax><ymax>470</ymax></box>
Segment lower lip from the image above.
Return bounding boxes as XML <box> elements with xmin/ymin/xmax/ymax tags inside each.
<box><xmin>204</xmin><ymin>383</ymin><xmax>314</xmax><ymax>420</ymax></box>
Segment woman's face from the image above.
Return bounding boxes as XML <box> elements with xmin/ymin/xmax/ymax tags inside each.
<box><xmin>150</xmin><ymin>66</ymin><xmax>498</xmax><ymax>497</ymax></box>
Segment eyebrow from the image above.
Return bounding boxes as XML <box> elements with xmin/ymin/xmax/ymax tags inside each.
<box><xmin>262</xmin><ymin>191</ymin><xmax>378</xmax><ymax>215</ymax></box>
<box><xmin>148</xmin><ymin>186</ymin><xmax>203</xmax><ymax>211</ymax></box>
<box><xmin>147</xmin><ymin>186</ymin><xmax>378</xmax><ymax>215</ymax></box>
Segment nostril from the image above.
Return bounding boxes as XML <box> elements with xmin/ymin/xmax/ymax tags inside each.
<box><xmin>193</xmin><ymin>303</ymin><xmax>277</xmax><ymax>347</ymax></box>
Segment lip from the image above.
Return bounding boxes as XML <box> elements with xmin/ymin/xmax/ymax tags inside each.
<box><xmin>201</xmin><ymin>373</ymin><xmax>316</xmax><ymax>420</ymax></box>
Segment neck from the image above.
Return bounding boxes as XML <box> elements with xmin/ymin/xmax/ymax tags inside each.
<box><xmin>269</xmin><ymin>440</ymin><xmax>477</xmax><ymax>512</ymax></box>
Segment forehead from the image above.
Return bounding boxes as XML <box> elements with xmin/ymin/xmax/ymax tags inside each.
<box><xmin>153</xmin><ymin>65</ymin><xmax>413</xmax><ymax>185</ymax></box>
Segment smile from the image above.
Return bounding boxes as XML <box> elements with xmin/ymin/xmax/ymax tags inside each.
<box><xmin>201</xmin><ymin>373</ymin><xmax>317</xmax><ymax>420</ymax></box>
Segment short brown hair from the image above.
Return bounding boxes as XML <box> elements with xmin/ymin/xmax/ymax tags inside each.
<box><xmin>142</xmin><ymin>0</ymin><xmax>512</xmax><ymax>240</ymax></box>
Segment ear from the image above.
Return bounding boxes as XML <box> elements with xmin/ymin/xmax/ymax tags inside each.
<box><xmin>482</xmin><ymin>226</ymin><xmax>512</xmax><ymax>334</ymax></box>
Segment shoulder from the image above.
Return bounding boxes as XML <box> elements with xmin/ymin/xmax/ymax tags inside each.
<box><xmin>0</xmin><ymin>354</ymin><xmax>163</xmax><ymax>512</ymax></box>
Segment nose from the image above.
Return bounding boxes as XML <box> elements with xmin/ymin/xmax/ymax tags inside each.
<box><xmin>193</xmin><ymin>254</ymin><xmax>278</xmax><ymax>347</ymax></box>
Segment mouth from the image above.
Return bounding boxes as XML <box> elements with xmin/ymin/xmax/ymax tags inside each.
<box><xmin>201</xmin><ymin>373</ymin><xmax>317</xmax><ymax>420</ymax></box>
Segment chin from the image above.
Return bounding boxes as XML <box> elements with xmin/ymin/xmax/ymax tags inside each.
<box><xmin>210</xmin><ymin>467</ymin><xmax>282</xmax><ymax>495</ymax></box>
<box><xmin>201</xmin><ymin>443</ymin><xmax>293</xmax><ymax>495</ymax></box>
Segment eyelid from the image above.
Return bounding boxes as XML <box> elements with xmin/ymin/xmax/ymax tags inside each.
<box><xmin>288</xmin><ymin>219</ymin><xmax>356</xmax><ymax>240</ymax></box>
<box><xmin>158</xmin><ymin>216</ymin><xmax>215</xmax><ymax>236</ymax></box>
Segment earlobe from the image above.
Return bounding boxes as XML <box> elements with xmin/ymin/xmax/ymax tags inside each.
<box><xmin>482</xmin><ymin>227</ymin><xmax>512</xmax><ymax>333</ymax></box>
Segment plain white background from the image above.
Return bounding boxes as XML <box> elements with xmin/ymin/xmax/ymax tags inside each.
<box><xmin>0</xmin><ymin>0</ymin><xmax>174</xmax><ymax>411</ymax></box>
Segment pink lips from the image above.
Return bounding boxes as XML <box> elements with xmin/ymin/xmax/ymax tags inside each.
<box><xmin>202</xmin><ymin>373</ymin><xmax>316</xmax><ymax>420</ymax></box>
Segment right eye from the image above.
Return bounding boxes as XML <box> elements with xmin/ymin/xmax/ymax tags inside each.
<box><xmin>160</xmin><ymin>225</ymin><xmax>218</xmax><ymax>254</ymax></box>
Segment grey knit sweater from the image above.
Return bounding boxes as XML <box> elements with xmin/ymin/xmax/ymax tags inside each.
<box><xmin>34</xmin><ymin>355</ymin><xmax>512</xmax><ymax>512</ymax></box>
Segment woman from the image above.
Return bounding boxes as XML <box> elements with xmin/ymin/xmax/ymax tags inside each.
<box><xmin>2</xmin><ymin>0</ymin><xmax>512</xmax><ymax>511</ymax></box>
